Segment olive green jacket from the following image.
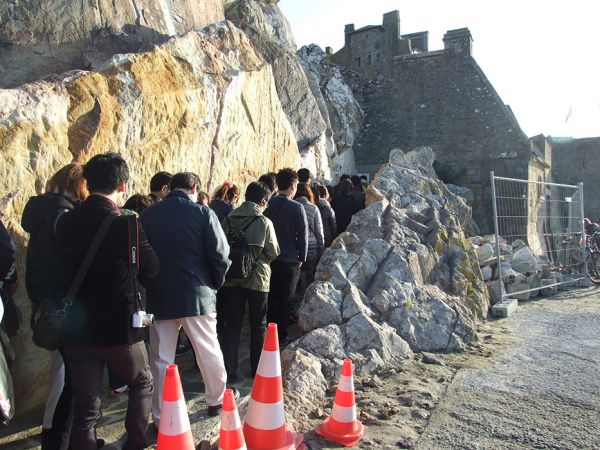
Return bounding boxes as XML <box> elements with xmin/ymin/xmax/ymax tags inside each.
<box><xmin>222</xmin><ymin>201</ymin><xmax>280</xmax><ymax>292</ymax></box>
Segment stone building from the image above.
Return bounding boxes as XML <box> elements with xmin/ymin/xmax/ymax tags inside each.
<box><xmin>331</xmin><ymin>10</ymin><xmax>428</xmax><ymax>80</ymax></box>
<box><xmin>333</xmin><ymin>12</ymin><xmax>546</xmax><ymax>232</ymax></box>
<box><xmin>551</xmin><ymin>136</ymin><xmax>600</xmax><ymax>221</ymax></box>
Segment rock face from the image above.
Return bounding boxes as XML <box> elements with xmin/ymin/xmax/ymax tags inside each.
<box><xmin>0</xmin><ymin>0</ymin><xmax>225</xmax><ymax>88</ymax></box>
<box><xmin>226</xmin><ymin>0</ymin><xmax>328</xmax><ymax>175</ymax></box>
<box><xmin>297</xmin><ymin>45</ymin><xmax>364</xmax><ymax>178</ymax></box>
<box><xmin>226</xmin><ymin>1</ymin><xmax>364</xmax><ymax>180</ymax></box>
<box><xmin>1</xmin><ymin>21</ymin><xmax>298</xmax><ymax>416</ymax></box>
<box><xmin>282</xmin><ymin>147</ymin><xmax>489</xmax><ymax>426</ymax></box>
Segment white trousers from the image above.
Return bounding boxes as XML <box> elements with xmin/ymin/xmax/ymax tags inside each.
<box><xmin>43</xmin><ymin>350</ymin><xmax>65</xmax><ymax>429</ymax></box>
<box><xmin>149</xmin><ymin>314</ymin><xmax>227</xmax><ymax>423</ymax></box>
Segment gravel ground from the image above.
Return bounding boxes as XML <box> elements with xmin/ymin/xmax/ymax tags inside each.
<box><xmin>1</xmin><ymin>287</ymin><xmax>598</xmax><ymax>449</ymax></box>
<box><xmin>415</xmin><ymin>286</ymin><xmax>600</xmax><ymax>450</ymax></box>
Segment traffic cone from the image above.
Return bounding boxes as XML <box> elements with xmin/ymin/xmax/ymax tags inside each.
<box><xmin>219</xmin><ymin>389</ymin><xmax>246</xmax><ymax>450</ymax></box>
<box><xmin>243</xmin><ymin>323</ymin><xmax>303</xmax><ymax>450</ymax></box>
<box><xmin>316</xmin><ymin>358</ymin><xmax>364</xmax><ymax>447</ymax></box>
<box><xmin>157</xmin><ymin>364</ymin><xmax>195</xmax><ymax>450</ymax></box>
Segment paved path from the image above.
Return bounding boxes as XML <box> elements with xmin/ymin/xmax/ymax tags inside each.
<box><xmin>416</xmin><ymin>287</ymin><xmax>600</xmax><ymax>450</ymax></box>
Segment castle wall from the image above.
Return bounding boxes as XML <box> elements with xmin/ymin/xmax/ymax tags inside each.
<box><xmin>353</xmin><ymin>50</ymin><xmax>532</xmax><ymax>232</ymax></box>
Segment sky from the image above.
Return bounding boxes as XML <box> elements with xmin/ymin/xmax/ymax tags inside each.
<box><xmin>279</xmin><ymin>0</ymin><xmax>600</xmax><ymax>139</ymax></box>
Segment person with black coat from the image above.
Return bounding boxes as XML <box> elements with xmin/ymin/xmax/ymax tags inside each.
<box><xmin>331</xmin><ymin>179</ymin><xmax>359</xmax><ymax>235</ymax></box>
<box><xmin>21</xmin><ymin>163</ymin><xmax>88</xmax><ymax>450</ymax></box>
<box><xmin>0</xmin><ymin>220</ymin><xmax>14</xmax><ymax>284</ymax></box>
<box><xmin>317</xmin><ymin>184</ymin><xmax>337</xmax><ymax>247</ymax></box>
<box><xmin>148</xmin><ymin>171</ymin><xmax>172</xmax><ymax>203</ymax></box>
<box><xmin>56</xmin><ymin>153</ymin><xmax>159</xmax><ymax>450</ymax></box>
<box><xmin>263</xmin><ymin>168</ymin><xmax>308</xmax><ymax>346</ymax></box>
<box><xmin>350</xmin><ymin>175</ymin><xmax>366</xmax><ymax>210</ymax></box>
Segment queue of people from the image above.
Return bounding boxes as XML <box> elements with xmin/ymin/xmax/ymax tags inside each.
<box><xmin>5</xmin><ymin>153</ymin><xmax>369</xmax><ymax>450</ymax></box>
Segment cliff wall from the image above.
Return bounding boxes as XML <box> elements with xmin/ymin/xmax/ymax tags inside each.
<box><xmin>1</xmin><ymin>21</ymin><xmax>298</xmax><ymax>416</ymax></box>
<box><xmin>0</xmin><ymin>0</ymin><xmax>225</xmax><ymax>88</ymax></box>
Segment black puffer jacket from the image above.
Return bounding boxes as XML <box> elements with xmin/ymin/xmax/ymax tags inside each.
<box><xmin>21</xmin><ymin>194</ymin><xmax>77</xmax><ymax>303</ymax></box>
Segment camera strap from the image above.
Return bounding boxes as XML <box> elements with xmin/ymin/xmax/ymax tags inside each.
<box><xmin>126</xmin><ymin>215</ymin><xmax>143</xmax><ymax>312</ymax></box>
<box><xmin>59</xmin><ymin>214</ymin><xmax>115</xmax><ymax>314</ymax></box>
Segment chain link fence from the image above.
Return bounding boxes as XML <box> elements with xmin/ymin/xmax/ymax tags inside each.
<box><xmin>490</xmin><ymin>172</ymin><xmax>586</xmax><ymax>302</ymax></box>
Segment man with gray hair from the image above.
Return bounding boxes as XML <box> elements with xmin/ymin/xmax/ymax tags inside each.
<box><xmin>141</xmin><ymin>172</ymin><xmax>230</xmax><ymax>420</ymax></box>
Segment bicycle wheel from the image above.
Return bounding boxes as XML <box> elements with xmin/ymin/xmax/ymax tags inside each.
<box><xmin>588</xmin><ymin>253</ymin><xmax>600</xmax><ymax>284</ymax></box>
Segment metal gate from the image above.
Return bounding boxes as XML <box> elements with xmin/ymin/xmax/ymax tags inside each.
<box><xmin>490</xmin><ymin>172</ymin><xmax>586</xmax><ymax>301</ymax></box>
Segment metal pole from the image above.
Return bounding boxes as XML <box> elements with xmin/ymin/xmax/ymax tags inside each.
<box><xmin>579</xmin><ymin>182</ymin><xmax>588</xmax><ymax>280</ymax></box>
<box><xmin>566</xmin><ymin>197</ymin><xmax>572</xmax><ymax>271</ymax></box>
<box><xmin>490</xmin><ymin>171</ymin><xmax>504</xmax><ymax>302</ymax></box>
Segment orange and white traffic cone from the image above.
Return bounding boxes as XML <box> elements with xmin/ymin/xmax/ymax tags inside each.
<box><xmin>156</xmin><ymin>364</ymin><xmax>195</xmax><ymax>450</ymax></box>
<box><xmin>243</xmin><ymin>323</ymin><xmax>303</xmax><ymax>450</ymax></box>
<box><xmin>316</xmin><ymin>358</ymin><xmax>364</xmax><ymax>447</ymax></box>
<box><xmin>218</xmin><ymin>388</ymin><xmax>246</xmax><ymax>450</ymax></box>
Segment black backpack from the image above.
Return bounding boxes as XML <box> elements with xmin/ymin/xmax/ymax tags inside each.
<box><xmin>225</xmin><ymin>216</ymin><xmax>260</xmax><ymax>280</ymax></box>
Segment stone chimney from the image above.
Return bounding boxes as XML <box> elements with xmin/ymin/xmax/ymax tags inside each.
<box><xmin>382</xmin><ymin>10</ymin><xmax>400</xmax><ymax>38</ymax></box>
<box><xmin>344</xmin><ymin>23</ymin><xmax>355</xmax><ymax>47</ymax></box>
<box><xmin>383</xmin><ymin>10</ymin><xmax>401</xmax><ymax>56</ymax></box>
<box><xmin>443</xmin><ymin>28</ymin><xmax>473</xmax><ymax>56</ymax></box>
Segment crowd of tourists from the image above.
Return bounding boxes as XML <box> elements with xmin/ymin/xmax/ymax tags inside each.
<box><xmin>0</xmin><ymin>152</ymin><xmax>369</xmax><ymax>449</ymax></box>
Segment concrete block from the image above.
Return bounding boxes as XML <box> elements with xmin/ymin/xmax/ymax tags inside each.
<box><xmin>540</xmin><ymin>278</ymin><xmax>558</xmax><ymax>296</ymax></box>
<box><xmin>579</xmin><ymin>277</ymin><xmax>592</xmax><ymax>287</ymax></box>
<box><xmin>491</xmin><ymin>299</ymin><xmax>518</xmax><ymax>318</ymax></box>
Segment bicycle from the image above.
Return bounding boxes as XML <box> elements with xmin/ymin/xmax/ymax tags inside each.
<box><xmin>585</xmin><ymin>232</ymin><xmax>600</xmax><ymax>284</ymax></box>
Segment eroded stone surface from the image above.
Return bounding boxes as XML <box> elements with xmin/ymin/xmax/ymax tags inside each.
<box><xmin>1</xmin><ymin>21</ymin><xmax>298</xmax><ymax>416</ymax></box>
<box><xmin>0</xmin><ymin>0</ymin><xmax>226</xmax><ymax>88</ymax></box>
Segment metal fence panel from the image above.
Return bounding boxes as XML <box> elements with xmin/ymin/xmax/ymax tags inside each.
<box><xmin>490</xmin><ymin>172</ymin><xmax>586</xmax><ymax>301</ymax></box>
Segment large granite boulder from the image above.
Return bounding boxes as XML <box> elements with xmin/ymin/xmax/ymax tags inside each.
<box><xmin>0</xmin><ymin>21</ymin><xmax>298</xmax><ymax>416</ymax></box>
<box><xmin>282</xmin><ymin>147</ymin><xmax>489</xmax><ymax>423</ymax></box>
<box><xmin>0</xmin><ymin>0</ymin><xmax>225</xmax><ymax>88</ymax></box>
<box><xmin>511</xmin><ymin>245</ymin><xmax>538</xmax><ymax>273</ymax></box>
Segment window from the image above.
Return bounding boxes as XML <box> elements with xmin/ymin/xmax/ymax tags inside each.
<box><xmin>356</xmin><ymin>56</ymin><xmax>361</xmax><ymax>67</ymax></box>
<box><xmin>368</xmin><ymin>54</ymin><xmax>372</xmax><ymax>65</ymax></box>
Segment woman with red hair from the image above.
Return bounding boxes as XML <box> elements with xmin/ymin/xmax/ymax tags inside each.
<box><xmin>209</xmin><ymin>180</ymin><xmax>241</xmax><ymax>222</ymax></box>
<box><xmin>21</xmin><ymin>163</ymin><xmax>94</xmax><ymax>449</ymax></box>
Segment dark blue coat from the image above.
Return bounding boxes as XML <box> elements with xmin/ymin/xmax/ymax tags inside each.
<box><xmin>141</xmin><ymin>190</ymin><xmax>231</xmax><ymax>320</ymax></box>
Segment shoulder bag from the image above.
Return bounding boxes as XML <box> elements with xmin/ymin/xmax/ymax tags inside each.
<box><xmin>32</xmin><ymin>214</ymin><xmax>115</xmax><ymax>351</ymax></box>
